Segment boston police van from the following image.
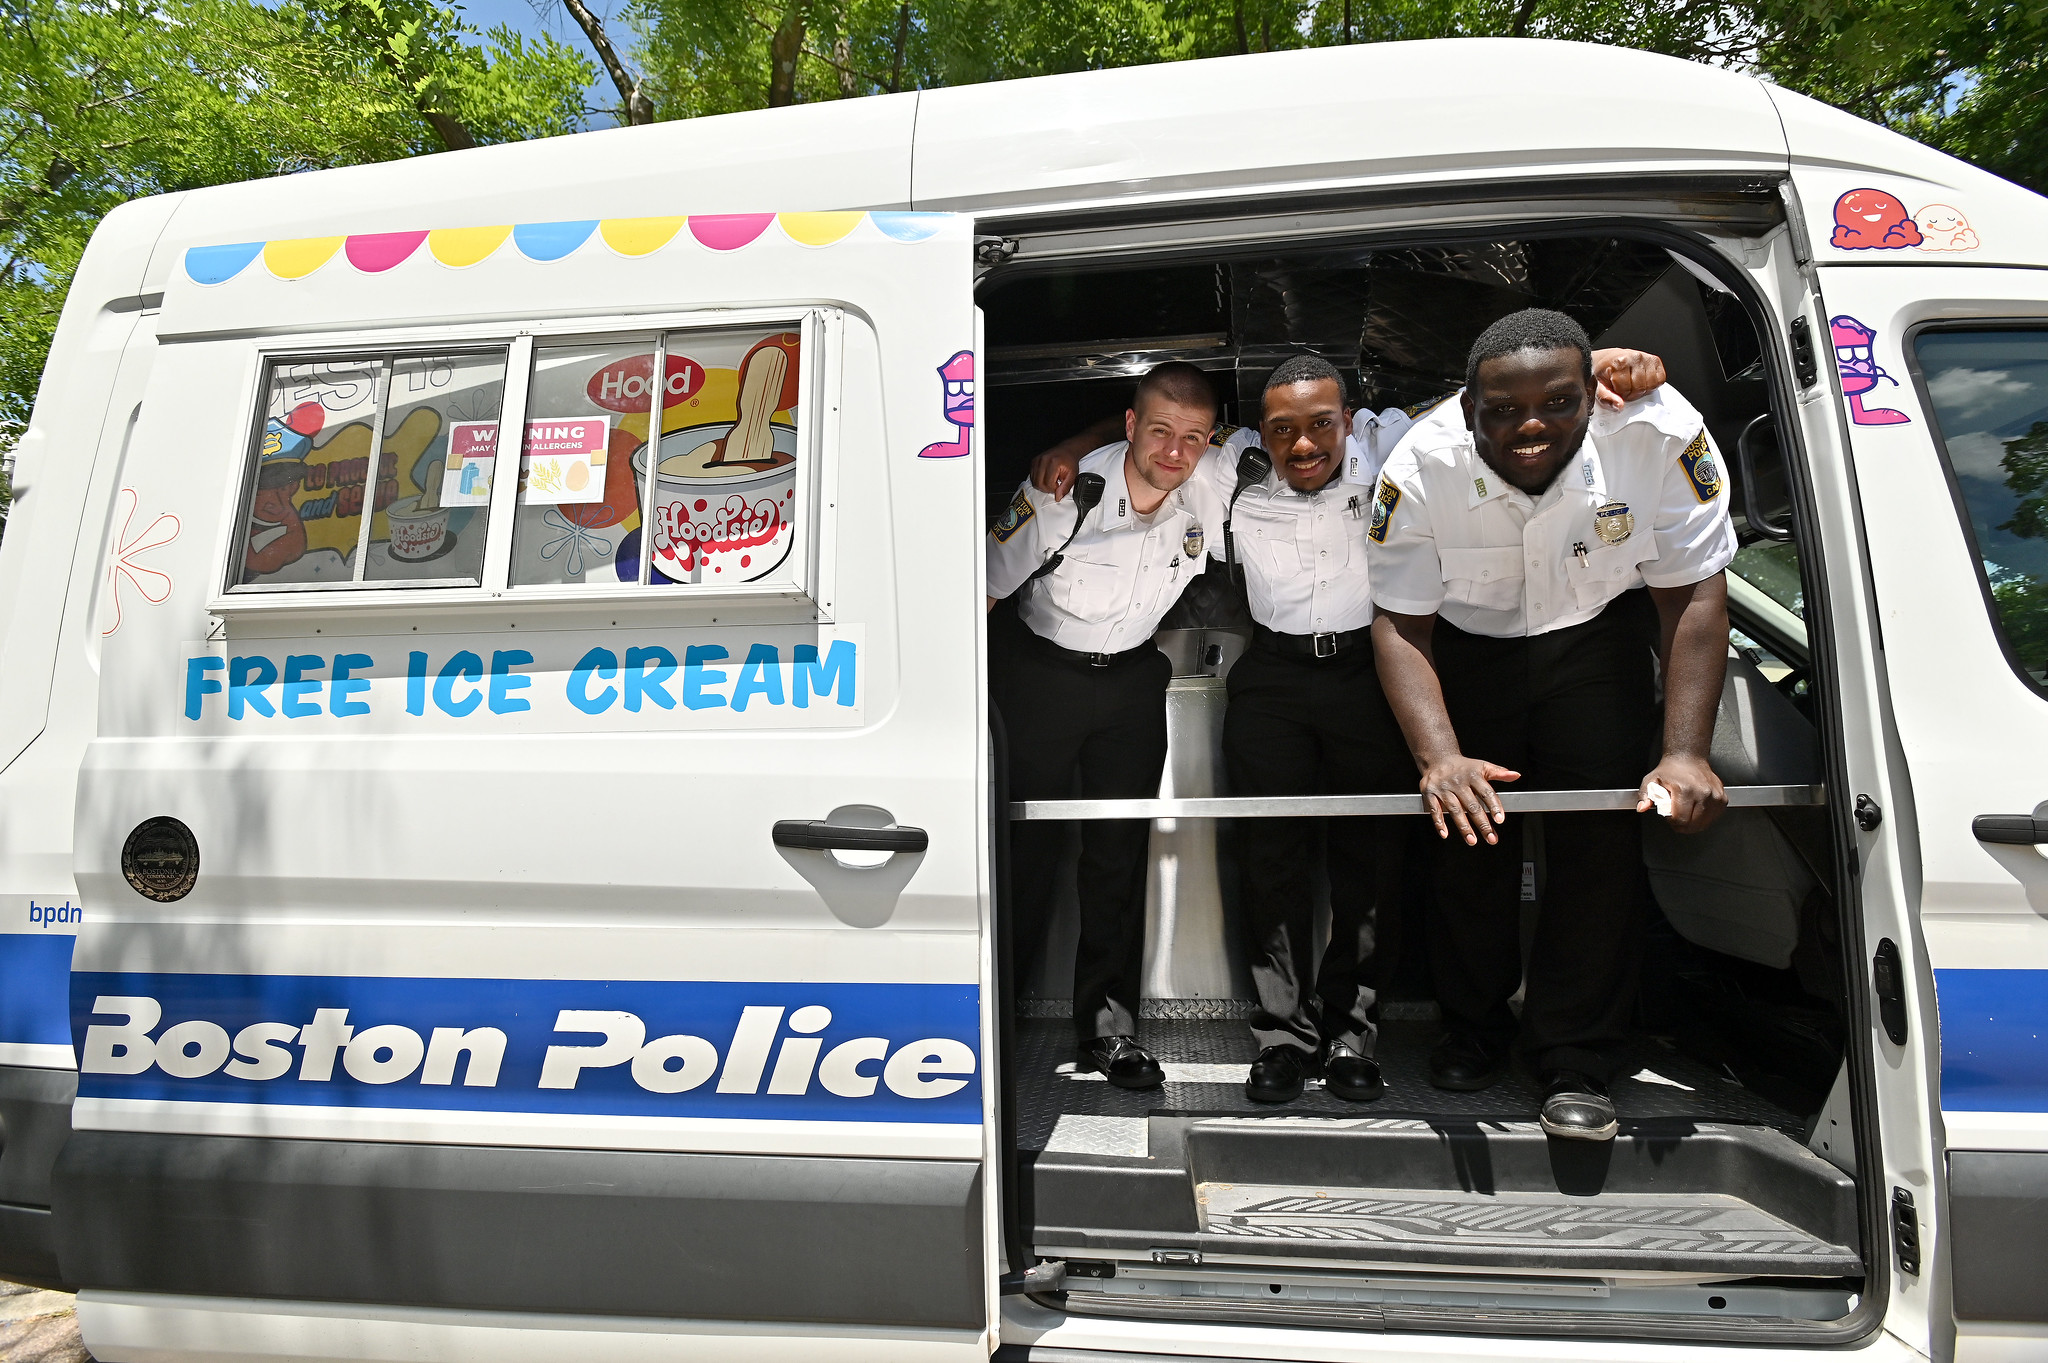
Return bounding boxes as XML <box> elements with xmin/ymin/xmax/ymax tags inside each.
<box><xmin>0</xmin><ymin>36</ymin><xmax>2043</xmax><ymax>1363</ymax></box>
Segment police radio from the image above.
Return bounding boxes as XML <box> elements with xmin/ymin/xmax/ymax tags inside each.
<box><xmin>1223</xmin><ymin>446</ymin><xmax>1273</xmax><ymax>584</ymax></box>
<box><xmin>1026</xmin><ymin>472</ymin><xmax>1106</xmax><ymax>582</ymax></box>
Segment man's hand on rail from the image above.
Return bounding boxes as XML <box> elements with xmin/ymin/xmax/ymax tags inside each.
<box><xmin>1638</xmin><ymin>752</ymin><xmax>1726</xmax><ymax>833</ymax></box>
<box><xmin>1418</xmin><ymin>755</ymin><xmax>1521</xmax><ymax>846</ymax></box>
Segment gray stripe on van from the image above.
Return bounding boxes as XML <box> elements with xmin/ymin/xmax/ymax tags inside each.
<box><xmin>1949</xmin><ymin>1150</ymin><xmax>2048</xmax><ymax>1322</ymax></box>
<box><xmin>54</xmin><ymin>1132</ymin><xmax>984</xmax><ymax>1328</ymax></box>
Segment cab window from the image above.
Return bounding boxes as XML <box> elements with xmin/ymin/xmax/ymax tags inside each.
<box><xmin>1916</xmin><ymin>327</ymin><xmax>2048</xmax><ymax>689</ymax></box>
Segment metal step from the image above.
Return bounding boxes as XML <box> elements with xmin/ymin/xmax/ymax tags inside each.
<box><xmin>1029</xmin><ymin>1113</ymin><xmax>1861</xmax><ymax>1280</ymax></box>
<box><xmin>1198</xmin><ymin>1183</ymin><xmax>1859</xmax><ymax>1276</ymax></box>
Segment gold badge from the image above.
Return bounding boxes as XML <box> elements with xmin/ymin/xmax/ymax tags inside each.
<box><xmin>1594</xmin><ymin>501</ymin><xmax>1633</xmax><ymax>545</ymax></box>
<box><xmin>1473</xmin><ymin>475</ymin><xmax>1488</xmax><ymax>499</ymax></box>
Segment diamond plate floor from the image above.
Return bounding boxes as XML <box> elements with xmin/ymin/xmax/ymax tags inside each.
<box><xmin>1017</xmin><ymin>1017</ymin><xmax>1806</xmax><ymax>1155</ymax></box>
<box><xmin>1197</xmin><ymin>1184</ymin><xmax>1857</xmax><ymax>1274</ymax></box>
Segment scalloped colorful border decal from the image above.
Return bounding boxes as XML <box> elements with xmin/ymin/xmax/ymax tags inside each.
<box><xmin>184</xmin><ymin>211</ymin><xmax>951</xmax><ymax>285</ymax></box>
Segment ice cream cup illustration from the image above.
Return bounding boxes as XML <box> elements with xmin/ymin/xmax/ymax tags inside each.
<box><xmin>633</xmin><ymin>421</ymin><xmax>798</xmax><ymax>583</ymax></box>
<box><xmin>385</xmin><ymin>495</ymin><xmax>453</xmax><ymax>561</ymax></box>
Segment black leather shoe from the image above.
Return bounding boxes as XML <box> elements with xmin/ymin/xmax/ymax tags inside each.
<box><xmin>1322</xmin><ymin>1043</ymin><xmax>1385</xmax><ymax>1102</ymax></box>
<box><xmin>1428</xmin><ymin>1033</ymin><xmax>1507</xmax><ymax>1092</ymax></box>
<box><xmin>1077</xmin><ymin>1036</ymin><xmax>1164</xmax><ymax>1090</ymax></box>
<box><xmin>1539</xmin><ymin>1069</ymin><xmax>1618</xmax><ymax>1141</ymax></box>
<box><xmin>1244</xmin><ymin>1046</ymin><xmax>1310</xmax><ymax>1103</ymax></box>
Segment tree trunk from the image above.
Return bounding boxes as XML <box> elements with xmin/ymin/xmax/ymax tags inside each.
<box><xmin>420</xmin><ymin>106</ymin><xmax>477</xmax><ymax>151</ymax></box>
<box><xmin>833</xmin><ymin>35</ymin><xmax>858</xmax><ymax>97</ymax></box>
<box><xmin>1232</xmin><ymin>1</ymin><xmax>1249</xmax><ymax>54</ymax></box>
<box><xmin>559</xmin><ymin>0</ymin><xmax>653</xmax><ymax>124</ymax></box>
<box><xmin>769</xmin><ymin>4</ymin><xmax>805</xmax><ymax>107</ymax></box>
<box><xmin>889</xmin><ymin>2</ymin><xmax>910</xmax><ymax>92</ymax></box>
<box><xmin>1510</xmin><ymin>0</ymin><xmax>1539</xmax><ymax>38</ymax></box>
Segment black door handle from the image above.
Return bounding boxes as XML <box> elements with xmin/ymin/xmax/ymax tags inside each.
<box><xmin>1973</xmin><ymin>815</ymin><xmax>2048</xmax><ymax>845</ymax></box>
<box><xmin>772</xmin><ymin>820</ymin><xmax>929</xmax><ymax>853</ymax></box>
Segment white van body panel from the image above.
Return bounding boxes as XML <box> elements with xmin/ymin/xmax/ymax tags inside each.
<box><xmin>910</xmin><ymin>40</ymin><xmax>1787</xmax><ymax>215</ymax></box>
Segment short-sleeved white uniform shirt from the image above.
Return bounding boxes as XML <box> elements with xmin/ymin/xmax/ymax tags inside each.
<box><xmin>986</xmin><ymin>441</ymin><xmax>1224</xmax><ymax>653</ymax></box>
<box><xmin>1366</xmin><ymin>386</ymin><xmax>1736</xmax><ymax>639</ymax></box>
<box><xmin>1191</xmin><ymin>406</ymin><xmax>1417</xmax><ymax>635</ymax></box>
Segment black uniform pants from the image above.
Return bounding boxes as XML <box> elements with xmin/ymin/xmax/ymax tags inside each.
<box><xmin>1224</xmin><ymin>641</ymin><xmax>1411</xmax><ymax>1058</ymax></box>
<box><xmin>1429</xmin><ymin>591</ymin><xmax>1660</xmax><ymax>1083</ymax></box>
<box><xmin>991</xmin><ymin>610</ymin><xmax>1171</xmax><ymax>1041</ymax></box>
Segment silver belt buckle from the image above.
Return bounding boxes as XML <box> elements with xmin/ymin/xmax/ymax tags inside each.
<box><xmin>1087</xmin><ymin>651</ymin><xmax>1111</xmax><ymax>668</ymax></box>
<box><xmin>1312</xmin><ymin>632</ymin><xmax>1338</xmax><ymax>659</ymax></box>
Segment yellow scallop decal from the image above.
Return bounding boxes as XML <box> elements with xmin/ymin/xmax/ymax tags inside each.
<box><xmin>428</xmin><ymin>224</ymin><xmax>514</xmax><ymax>268</ymax></box>
<box><xmin>262</xmin><ymin>237</ymin><xmax>345</xmax><ymax>280</ymax></box>
<box><xmin>600</xmin><ymin>216</ymin><xmax>687</xmax><ymax>257</ymax></box>
<box><xmin>778</xmin><ymin>212</ymin><xmax>865</xmax><ymax>247</ymax></box>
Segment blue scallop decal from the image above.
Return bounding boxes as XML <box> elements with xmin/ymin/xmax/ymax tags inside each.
<box><xmin>512</xmin><ymin>220</ymin><xmax>598</xmax><ymax>262</ymax></box>
<box><xmin>184</xmin><ymin>241</ymin><xmax>266</xmax><ymax>285</ymax></box>
<box><xmin>870</xmin><ymin>212</ymin><xmax>947</xmax><ymax>243</ymax></box>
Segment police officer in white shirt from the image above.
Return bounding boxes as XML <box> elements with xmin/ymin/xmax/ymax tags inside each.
<box><xmin>1369</xmin><ymin>308</ymin><xmax>1734</xmax><ymax>1142</ymax></box>
<box><xmin>1032</xmin><ymin>349</ymin><xmax>1671</xmax><ymax>1105</ymax></box>
<box><xmin>987</xmin><ymin>361</ymin><xmax>1225</xmax><ymax>1090</ymax></box>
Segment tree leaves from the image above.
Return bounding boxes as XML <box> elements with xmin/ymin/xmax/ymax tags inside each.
<box><xmin>0</xmin><ymin>0</ymin><xmax>593</xmax><ymax>455</ymax></box>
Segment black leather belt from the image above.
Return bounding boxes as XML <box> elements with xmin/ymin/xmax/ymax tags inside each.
<box><xmin>1030</xmin><ymin>630</ymin><xmax>1156</xmax><ymax>670</ymax></box>
<box><xmin>1253</xmin><ymin>624</ymin><xmax>1369</xmax><ymax>660</ymax></box>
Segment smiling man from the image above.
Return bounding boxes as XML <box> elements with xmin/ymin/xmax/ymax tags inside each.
<box><xmin>1368</xmin><ymin>308</ymin><xmax>1736</xmax><ymax>1141</ymax></box>
<box><xmin>987</xmin><ymin>361</ymin><xmax>1225</xmax><ymax>1090</ymax></box>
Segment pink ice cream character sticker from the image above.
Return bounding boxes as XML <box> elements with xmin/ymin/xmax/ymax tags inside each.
<box><xmin>1831</xmin><ymin>315</ymin><xmax>1911</xmax><ymax>427</ymax></box>
<box><xmin>919</xmin><ymin>350</ymin><xmax>975</xmax><ymax>459</ymax></box>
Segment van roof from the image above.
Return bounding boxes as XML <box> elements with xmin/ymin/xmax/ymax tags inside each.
<box><xmin>111</xmin><ymin>38</ymin><xmax>2048</xmax><ymax>292</ymax></box>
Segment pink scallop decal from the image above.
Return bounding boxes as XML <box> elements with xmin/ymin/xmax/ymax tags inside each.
<box><xmin>345</xmin><ymin>231</ymin><xmax>429</xmax><ymax>273</ymax></box>
<box><xmin>687</xmin><ymin>214</ymin><xmax>775</xmax><ymax>251</ymax></box>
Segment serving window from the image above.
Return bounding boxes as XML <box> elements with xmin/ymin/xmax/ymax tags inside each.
<box><xmin>232</xmin><ymin>350</ymin><xmax>508</xmax><ymax>589</ymax></box>
<box><xmin>224</xmin><ymin>313</ymin><xmax>824</xmax><ymax>602</ymax></box>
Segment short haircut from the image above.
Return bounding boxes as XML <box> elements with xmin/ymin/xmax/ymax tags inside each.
<box><xmin>1264</xmin><ymin>353</ymin><xmax>1349</xmax><ymax>406</ymax></box>
<box><xmin>1465</xmin><ymin>308</ymin><xmax>1593</xmax><ymax>393</ymax></box>
<box><xmin>1132</xmin><ymin>360</ymin><xmax>1219</xmax><ymax>420</ymax></box>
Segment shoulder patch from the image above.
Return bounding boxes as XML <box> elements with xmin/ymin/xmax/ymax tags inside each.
<box><xmin>1404</xmin><ymin>393</ymin><xmax>1454</xmax><ymax>420</ymax></box>
<box><xmin>1210</xmin><ymin>423</ymin><xmax>1243</xmax><ymax>447</ymax></box>
<box><xmin>1368</xmin><ymin>476</ymin><xmax>1402</xmax><ymax>544</ymax></box>
<box><xmin>991</xmin><ymin>489</ymin><xmax>1035</xmax><ymax>543</ymax></box>
<box><xmin>1678</xmin><ymin>430</ymin><xmax>1723</xmax><ymax>504</ymax></box>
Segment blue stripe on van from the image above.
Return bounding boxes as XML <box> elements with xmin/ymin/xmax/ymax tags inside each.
<box><xmin>72</xmin><ymin>971</ymin><xmax>981</xmax><ymax>1124</ymax></box>
<box><xmin>1937</xmin><ymin>968</ymin><xmax>2048</xmax><ymax>1112</ymax></box>
<box><xmin>0</xmin><ymin>932</ymin><xmax>78</xmax><ymax>1047</ymax></box>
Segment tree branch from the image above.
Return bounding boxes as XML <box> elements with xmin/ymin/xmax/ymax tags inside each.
<box><xmin>1509</xmin><ymin>0</ymin><xmax>1539</xmax><ymax>39</ymax></box>
<box><xmin>555</xmin><ymin>0</ymin><xmax>652</xmax><ymax>123</ymax></box>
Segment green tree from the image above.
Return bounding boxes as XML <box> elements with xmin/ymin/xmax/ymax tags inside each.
<box><xmin>0</xmin><ymin>0</ymin><xmax>593</xmax><ymax>466</ymax></box>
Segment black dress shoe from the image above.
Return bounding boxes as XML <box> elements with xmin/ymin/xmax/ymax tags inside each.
<box><xmin>1428</xmin><ymin>1033</ymin><xmax>1507</xmax><ymax>1092</ymax></box>
<box><xmin>1322</xmin><ymin>1043</ymin><xmax>1385</xmax><ymax>1102</ymax></box>
<box><xmin>1244</xmin><ymin>1046</ymin><xmax>1310</xmax><ymax>1103</ymax></box>
<box><xmin>1539</xmin><ymin>1069</ymin><xmax>1618</xmax><ymax>1141</ymax></box>
<box><xmin>1077</xmin><ymin>1035</ymin><xmax>1164</xmax><ymax>1090</ymax></box>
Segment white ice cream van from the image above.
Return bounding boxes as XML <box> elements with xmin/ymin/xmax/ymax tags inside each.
<box><xmin>1</xmin><ymin>36</ymin><xmax>2044</xmax><ymax>1363</ymax></box>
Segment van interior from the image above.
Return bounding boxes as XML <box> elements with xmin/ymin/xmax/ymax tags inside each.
<box><xmin>979</xmin><ymin>226</ymin><xmax>1862</xmax><ymax>1340</ymax></box>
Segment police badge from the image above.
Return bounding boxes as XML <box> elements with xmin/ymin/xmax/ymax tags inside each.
<box><xmin>1184</xmin><ymin>525</ymin><xmax>1204</xmax><ymax>558</ymax></box>
<box><xmin>1594</xmin><ymin>500</ymin><xmax>1634</xmax><ymax>545</ymax></box>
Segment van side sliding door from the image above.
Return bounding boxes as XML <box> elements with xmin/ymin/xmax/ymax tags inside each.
<box><xmin>61</xmin><ymin>212</ymin><xmax>993</xmax><ymax>1360</ymax></box>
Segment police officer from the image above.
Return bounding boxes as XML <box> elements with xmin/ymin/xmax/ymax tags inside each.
<box><xmin>987</xmin><ymin>361</ymin><xmax>1225</xmax><ymax>1089</ymax></box>
<box><xmin>1033</xmin><ymin>350</ymin><xmax>1671</xmax><ymax>1105</ymax></box>
<box><xmin>1368</xmin><ymin>308</ymin><xmax>1733</xmax><ymax>1141</ymax></box>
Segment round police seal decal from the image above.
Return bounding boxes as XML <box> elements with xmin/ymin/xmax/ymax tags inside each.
<box><xmin>123</xmin><ymin>816</ymin><xmax>199</xmax><ymax>902</ymax></box>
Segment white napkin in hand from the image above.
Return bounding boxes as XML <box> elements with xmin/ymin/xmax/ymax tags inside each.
<box><xmin>1645</xmin><ymin>780</ymin><xmax>1673</xmax><ymax>818</ymax></box>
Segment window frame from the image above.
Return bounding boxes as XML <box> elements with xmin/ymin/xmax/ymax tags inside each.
<box><xmin>1904</xmin><ymin>318</ymin><xmax>2048</xmax><ymax>703</ymax></box>
<box><xmin>210</xmin><ymin>304</ymin><xmax>843</xmax><ymax>618</ymax></box>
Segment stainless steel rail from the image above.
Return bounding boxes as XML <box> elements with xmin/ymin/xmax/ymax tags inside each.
<box><xmin>1009</xmin><ymin>785</ymin><xmax>1825</xmax><ymax>821</ymax></box>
